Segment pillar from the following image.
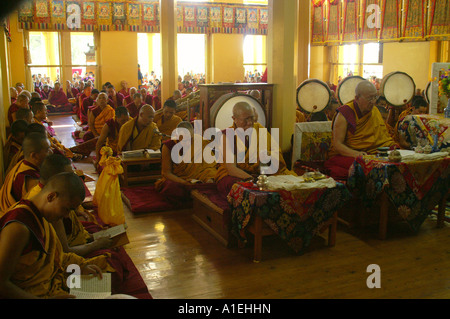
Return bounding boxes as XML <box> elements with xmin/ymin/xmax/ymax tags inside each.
<box><xmin>159</xmin><ymin>0</ymin><xmax>178</xmax><ymax>102</ymax></box>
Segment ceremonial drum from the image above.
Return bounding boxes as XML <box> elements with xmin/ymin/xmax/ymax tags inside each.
<box><xmin>424</xmin><ymin>81</ymin><xmax>432</xmax><ymax>105</ymax></box>
<box><xmin>209</xmin><ymin>93</ymin><xmax>267</xmax><ymax>130</ymax></box>
<box><xmin>296</xmin><ymin>79</ymin><xmax>332</xmax><ymax>114</ymax></box>
<box><xmin>380</xmin><ymin>71</ymin><xmax>416</xmax><ymax>107</ymax></box>
<box><xmin>336</xmin><ymin>75</ymin><xmax>365</xmax><ymax>106</ymax></box>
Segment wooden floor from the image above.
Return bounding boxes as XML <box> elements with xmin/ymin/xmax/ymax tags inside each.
<box><xmin>52</xmin><ymin>114</ymin><xmax>450</xmax><ymax>299</ymax></box>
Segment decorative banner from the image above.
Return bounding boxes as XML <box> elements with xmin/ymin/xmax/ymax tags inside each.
<box><xmin>327</xmin><ymin>0</ymin><xmax>341</xmax><ymax>44</ymax></box>
<box><xmin>209</xmin><ymin>6</ymin><xmax>222</xmax><ymax>33</ymax></box>
<box><xmin>142</xmin><ymin>3</ymin><xmax>159</xmax><ymax>33</ymax></box>
<box><xmin>259</xmin><ymin>8</ymin><xmax>268</xmax><ymax>34</ymax></box>
<box><xmin>235</xmin><ymin>7</ymin><xmax>247</xmax><ymax>32</ymax></box>
<box><xmin>402</xmin><ymin>0</ymin><xmax>426</xmax><ymax>40</ymax></box>
<box><xmin>426</xmin><ymin>0</ymin><xmax>450</xmax><ymax>40</ymax></box>
<box><xmin>380</xmin><ymin>0</ymin><xmax>401</xmax><ymax>41</ymax></box>
<box><xmin>246</xmin><ymin>8</ymin><xmax>259</xmax><ymax>34</ymax></box>
<box><xmin>35</xmin><ymin>0</ymin><xmax>51</xmax><ymax>29</ymax></box>
<box><xmin>51</xmin><ymin>0</ymin><xmax>66</xmax><ymax>30</ymax></box>
<box><xmin>222</xmin><ymin>6</ymin><xmax>235</xmax><ymax>33</ymax></box>
<box><xmin>311</xmin><ymin>0</ymin><xmax>325</xmax><ymax>45</ymax></box>
<box><xmin>127</xmin><ymin>3</ymin><xmax>141</xmax><ymax>31</ymax></box>
<box><xmin>342</xmin><ymin>0</ymin><xmax>359</xmax><ymax>43</ymax></box>
<box><xmin>196</xmin><ymin>6</ymin><xmax>209</xmax><ymax>32</ymax></box>
<box><xmin>82</xmin><ymin>1</ymin><xmax>96</xmax><ymax>31</ymax></box>
<box><xmin>361</xmin><ymin>0</ymin><xmax>380</xmax><ymax>42</ymax></box>
<box><xmin>97</xmin><ymin>1</ymin><xmax>112</xmax><ymax>31</ymax></box>
<box><xmin>18</xmin><ymin>0</ymin><xmax>34</xmax><ymax>30</ymax></box>
<box><xmin>112</xmin><ymin>2</ymin><xmax>126</xmax><ymax>30</ymax></box>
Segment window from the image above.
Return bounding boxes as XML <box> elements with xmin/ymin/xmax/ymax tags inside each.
<box><xmin>70</xmin><ymin>32</ymin><xmax>96</xmax><ymax>83</ymax></box>
<box><xmin>335</xmin><ymin>42</ymin><xmax>383</xmax><ymax>82</ymax></box>
<box><xmin>28</xmin><ymin>31</ymin><xmax>60</xmax><ymax>87</ymax></box>
<box><xmin>138</xmin><ymin>33</ymin><xmax>162</xmax><ymax>86</ymax></box>
<box><xmin>243</xmin><ymin>35</ymin><xmax>266</xmax><ymax>82</ymax></box>
<box><xmin>177</xmin><ymin>33</ymin><xmax>206</xmax><ymax>81</ymax></box>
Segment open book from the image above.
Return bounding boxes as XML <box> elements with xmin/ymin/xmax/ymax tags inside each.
<box><xmin>122</xmin><ymin>149</ymin><xmax>161</xmax><ymax>159</ymax></box>
<box><xmin>70</xmin><ymin>273</ymin><xmax>111</xmax><ymax>299</ymax></box>
<box><xmin>92</xmin><ymin>224</ymin><xmax>129</xmax><ymax>248</ymax></box>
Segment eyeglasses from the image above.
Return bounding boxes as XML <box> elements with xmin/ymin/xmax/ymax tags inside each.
<box><xmin>364</xmin><ymin>95</ymin><xmax>379</xmax><ymax>102</ymax></box>
<box><xmin>237</xmin><ymin>116</ymin><xmax>255</xmax><ymax>123</ymax></box>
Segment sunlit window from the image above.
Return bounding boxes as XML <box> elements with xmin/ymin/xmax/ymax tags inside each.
<box><xmin>336</xmin><ymin>42</ymin><xmax>383</xmax><ymax>81</ymax></box>
<box><xmin>243</xmin><ymin>35</ymin><xmax>266</xmax><ymax>82</ymax></box>
<box><xmin>28</xmin><ymin>31</ymin><xmax>60</xmax><ymax>85</ymax></box>
<box><xmin>70</xmin><ymin>32</ymin><xmax>96</xmax><ymax>82</ymax></box>
<box><xmin>177</xmin><ymin>34</ymin><xmax>206</xmax><ymax>79</ymax></box>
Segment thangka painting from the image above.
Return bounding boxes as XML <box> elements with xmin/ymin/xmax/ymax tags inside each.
<box><xmin>209</xmin><ymin>6</ymin><xmax>222</xmax><ymax>32</ymax></box>
<box><xmin>235</xmin><ymin>7</ymin><xmax>247</xmax><ymax>30</ymax></box>
<box><xmin>127</xmin><ymin>3</ymin><xmax>141</xmax><ymax>31</ymax></box>
<box><xmin>197</xmin><ymin>6</ymin><xmax>209</xmax><ymax>30</ymax></box>
<box><xmin>112</xmin><ymin>2</ymin><xmax>126</xmax><ymax>30</ymax></box>
<box><xmin>51</xmin><ymin>0</ymin><xmax>65</xmax><ymax>29</ymax></box>
<box><xmin>291</xmin><ymin>122</ymin><xmax>332</xmax><ymax>166</ymax></box>
<box><xmin>82</xmin><ymin>2</ymin><xmax>96</xmax><ymax>30</ymax></box>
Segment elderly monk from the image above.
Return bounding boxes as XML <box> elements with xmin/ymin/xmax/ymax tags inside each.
<box><xmin>10</xmin><ymin>87</ymin><xmax>18</xmax><ymax>104</ymax></box>
<box><xmin>47</xmin><ymin>82</ymin><xmax>72</xmax><ymax>113</ymax></box>
<box><xmin>0</xmin><ymin>132</ymin><xmax>52</xmax><ymax>214</ymax></box>
<box><xmin>119</xmin><ymin>80</ymin><xmax>129</xmax><ymax>97</ymax></box>
<box><xmin>8</xmin><ymin>94</ymin><xmax>30</xmax><ymax>126</ymax></box>
<box><xmin>117</xmin><ymin>104</ymin><xmax>161</xmax><ymax>152</ymax></box>
<box><xmin>124</xmin><ymin>87</ymin><xmax>138</xmax><ymax>105</ymax></box>
<box><xmin>65</xmin><ymin>80</ymin><xmax>79</xmax><ymax>99</ymax></box>
<box><xmin>155</xmin><ymin>121</ymin><xmax>217</xmax><ymax>202</ymax></box>
<box><xmin>0</xmin><ymin>172</ymin><xmax>109</xmax><ymax>299</ymax></box>
<box><xmin>139</xmin><ymin>87</ymin><xmax>153</xmax><ymax>106</ymax></box>
<box><xmin>125</xmin><ymin>93</ymin><xmax>145</xmax><ymax>118</ymax></box>
<box><xmin>86</xmin><ymin>92</ymin><xmax>115</xmax><ymax>140</ymax></box>
<box><xmin>3</xmin><ymin>120</ymin><xmax>29</xmax><ymax>170</ymax></box>
<box><xmin>94</xmin><ymin>106</ymin><xmax>130</xmax><ymax>170</ymax></box>
<box><xmin>215</xmin><ymin>102</ymin><xmax>296</xmax><ymax>195</ymax></box>
<box><xmin>154</xmin><ymin>99</ymin><xmax>182</xmax><ymax>143</ymax></box>
<box><xmin>107</xmin><ymin>84</ymin><xmax>125</xmax><ymax>109</ymax></box>
<box><xmin>324</xmin><ymin>80</ymin><xmax>397</xmax><ymax>181</ymax></box>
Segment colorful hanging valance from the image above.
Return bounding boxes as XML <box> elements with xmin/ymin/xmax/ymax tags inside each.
<box><xmin>311</xmin><ymin>0</ymin><xmax>450</xmax><ymax>46</ymax></box>
<box><xmin>17</xmin><ymin>0</ymin><xmax>268</xmax><ymax>35</ymax></box>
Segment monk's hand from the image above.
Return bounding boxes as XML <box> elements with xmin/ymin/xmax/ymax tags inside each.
<box><xmin>355</xmin><ymin>151</ymin><xmax>367</xmax><ymax>157</ymax></box>
<box><xmin>81</xmin><ymin>264</ymin><xmax>103</xmax><ymax>280</ymax></box>
<box><xmin>94</xmin><ymin>235</ymin><xmax>114</xmax><ymax>249</ymax></box>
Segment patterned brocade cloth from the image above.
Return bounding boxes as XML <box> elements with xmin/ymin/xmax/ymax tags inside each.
<box><xmin>227</xmin><ymin>181</ymin><xmax>352</xmax><ymax>254</ymax></box>
<box><xmin>398</xmin><ymin>114</ymin><xmax>450</xmax><ymax>149</ymax></box>
<box><xmin>347</xmin><ymin>154</ymin><xmax>450</xmax><ymax>232</ymax></box>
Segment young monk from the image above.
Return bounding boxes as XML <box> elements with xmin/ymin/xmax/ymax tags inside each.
<box><xmin>0</xmin><ymin>172</ymin><xmax>107</xmax><ymax>298</ymax></box>
<box><xmin>155</xmin><ymin>121</ymin><xmax>217</xmax><ymax>202</ymax></box>
<box><xmin>94</xmin><ymin>106</ymin><xmax>130</xmax><ymax>170</ymax></box>
<box><xmin>0</xmin><ymin>132</ymin><xmax>52</xmax><ymax>214</ymax></box>
<box><xmin>24</xmin><ymin>154</ymin><xmax>113</xmax><ymax>256</ymax></box>
<box><xmin>3</xmin><ymin>120</ymin><xmax>29</xmax><ymax>170</ymax></box>
<box><xmin>154</xmin><ymin>99</ymin><xmax>182</xmax><ymax>143</ymax></box>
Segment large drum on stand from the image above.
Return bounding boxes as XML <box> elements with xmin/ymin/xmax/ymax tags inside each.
<box><xmin>424</xmin><ymin>81</ymin><xmax>432</xmax><ymax>105</ymax></box>
<box><xmin>337</xmin><ymin>75</ymin><xmax>366</xmax><ymax>105</ymax></box>
<box><xmin>296</xmin><ymin>79</ymin><xmax>332</xmax><ymax>114</ymax></box>
<box><xmin>380</xmin><ymin>71</ymin><xmax>416</xmax><ymax>107</ymax></box>
<box><xmin>209</xmin><ymin>93</ymin><xmax>267</xmax><ymax>130</ymax></box>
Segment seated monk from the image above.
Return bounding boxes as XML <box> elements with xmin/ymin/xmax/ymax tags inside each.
<box><xmin>31</xmin><ymin>101</ymin><xmax>78</xmax><ymax>160</ymax></box>
<box><xmin>15</xmin><ymin>107</ymin><xmax>33</xmax><ymax>124</ymax></box>
<box><xmin>140</xmin><ymin>87</ymin><xmax>153</xmax><ymax>106</ymax></box>
<box><xmin>85</xmin><ymin>92</ymin><xmax>115</xmax><ymax>141</ymax></box>
<box><xmin>8</xmin><ymin>94</ymin><xmax>30</xmax><ymax>126</ymax></box>
<box><xmin>394</xmin><ymin>97</ymin><xmax>429</xmax><ymax>149</ymax></box>
<box><xmin>152</xmin><ymin>89</ymin><xmax>161</xmax><ymax>111</ymax></box>
<box><xmin>10</xmin><ymin>87</ymin><xmax>18</xmax><ymax>104</ymax></box>
<box><xmin>47</xmin><ymin>82</ymin><xmax>72</xmax><ymax>113</ymax></box>
<box><xmin>94</xmin><ymin>106</ymin><xmax>130</xmax><ymax>171</ymax></box>
<box><xmin>3</xmin><ymin>120</ymin><xmax>28</xmax><ymax>170</ymax></box>
<box><xmin>0</xmin><ymin>172</ymin><xmax>116</xmax><ymax>299</ymax></box>
<box><xmin>117</xmin><ymin>104</ymin><xmax>161</xmax><ymax>152</ymax></box>
<box><xmin>325</xmin><ymin>97</ymin><xmax>340</xmax><ymax>121</ymax></box>
<box><xmin>39</xmin><ymin>84</ymin><xmax>51</xmax><ymax>100</ymax></box>
<box><xmin>155</xmin><ymin>121</ymin><xmax>217</xmax><ymax>202</ymax></box>
<box><xmin>154</xmin><ymin>99</ymin><xmax>183</xmax><ymax>143</ymax></box>
<box><xmin>65</xmin><ymin>80</ymin><xmax>79</xmax><ymax>99</ymax></box>
<box><xmin>24</xmin><ymin>155</ymin><xmax>114</xmax><ymax>256</ymax></box>
<box><xmin>77</xmin><ymin>81</ymin><xmax>92</xmax><ymax>125</ymax></box>
<box><xmin>0</xmin><ymin>132</ymin><xmax>52</xmax><ymax>214</ymax></box>
<box><xmin>119</xmin><ymin>80</ymin><xmax>129</xmax><ymax>97</ymax></box>
<box><xmin>124</xmin><ymin>87</ymin><xmax>138</xmax><ymax>105</ymax></box>
<box><xmin>125</xmin><ymin>92</ymin><xmax>144</xmax><ymax>118</ymax></box>
<box><xmin>215</xmin><ymin>102</ymin><xmax>296</xmax><ymax>195</ymax></box>
<box><xmin>324</xmin><ymin>80</ymin><xmax>397</xmax><ymax>181</ymax></box>
<box><xmin>80</xmin><ymin>89</ymin><xmax>100</xmax><ymax>125</ymax></box>
<box><xmin>107</xmin><ymin>84</ymin><xmax>125</xmax><ymax>108</ymax></box>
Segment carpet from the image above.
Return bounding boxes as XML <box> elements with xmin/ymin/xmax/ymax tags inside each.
<box><xmin>121</xmin><ymin>184</ymin><xmax>193</xmax><ymax>214</ymax></box>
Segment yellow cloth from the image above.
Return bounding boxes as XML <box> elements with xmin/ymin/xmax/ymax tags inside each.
<box><xmin>154</xmin><ymin>138</ymin><xmax>218</xmax><ymax>191</ymax></box>
<box><xmin>0</xmin><ymin>160</ymin><xmax>38</xmax><ymax>216</ymax></box>
<box><xmin>93</xmin><ymin>146</ymin><xmax>125</xmax><ymax>226</ymax></box>
<box><xmin>5</xmin><ymin>149</ymin><xmax>24</xmax><ymax>175</ymax></box>
<box><xmin>215</xmin><ymin>123</ymin><xmax>296</xmax><ymax>183</ymax></box>
<box><xmin>155</xmin><ymin>114</ymin><xmax>182</xmax><ymax>140</ymax></box>
<box><xmin>117</xmin><ymin>117</ymin><xmax>161</xmax><ymax>152</ymax></box>
<box><xmin>296</xmin><ymin>110</ymin><xmax>306</xmax><ymax>123</ymax></box>
<box><xmin>3</xmin><ymin>201</ymin><xmax>114</xmax><ymax>298</ymax></box>
<box><xmin>93</xmin><ymin>105</ymin><xmax>115</xmax><ymax>135</ymax></box>
<box><xmin>25</xmin><ymin>184</ymin><xmax>91</xmax><ymax>246</ymax></box>
<box><xmin>328</xmin><ymin>101</ymin><xmax>396</xmax><ymax>157</ymax></box>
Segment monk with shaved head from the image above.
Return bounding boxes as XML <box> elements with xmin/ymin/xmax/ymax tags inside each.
<box><xmin>324</xmin><ymin>80</ymin><xmax>397</xmax><ymax>180</ymax></box>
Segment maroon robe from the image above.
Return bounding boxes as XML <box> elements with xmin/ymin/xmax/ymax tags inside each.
<box><xmin>48</xmin><ymin>89</ymin><xmax>72</xmax><ymax>113</ymax></box>
<box><xmin>80</xmin><ymin>96</ymin><xmax>95</xmax><ymax>125</ymax></box>
<box><xmin>7</xmin><ymin>103</ymin><xmax>20</xmax><ymax>126</ymax></box>
<box><xmin>125</xmin><ymin>101</ymin><xmax>144</xmax><ymax>118</ymax></box>
<box><xmin>40</xmin><ymin>89</ymin><xmax>51</xmax><ymax>100</ymax></box>
<box><xmin>108</xmin><ymin>92</ymin><xmax>125</xmax><ymax>109</ymax></box>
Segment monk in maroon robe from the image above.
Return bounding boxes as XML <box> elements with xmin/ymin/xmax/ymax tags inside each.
<box><xmin>107</xmin><ymin>84</ymin><xmax>125</xmax><ymax>108</ymax></box>
<box><xmin>125</xmin><ymin>93</ymin><xmax>144</xmax><ymax>118</ymax></box>
<box><xmin>47</xmin><ymin>82</ymin><xmax>73</xmax><ymax>113</ymax></box>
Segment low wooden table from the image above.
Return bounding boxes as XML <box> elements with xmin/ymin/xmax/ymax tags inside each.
<box><xmin>119</xmin><ymin>155</ymin><xmax>162</xmax><ymax>187</ymax></box>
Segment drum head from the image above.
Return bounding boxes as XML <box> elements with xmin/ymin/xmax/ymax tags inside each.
<box><xmin>296</xmin><ymin>79</ymin><xmax>331</xmax><ymax>113</ymax></box>
<box><xmin>337</xmin><ymin>76</ymin><xmax>365</xmax><ymax>105</ymax></box>
<box><xmin>381</xmin><ymin>71</ymin><xmax>416</xmax><ymax>106</ymax></box>
<box><xmin>210</xmin><ymin>93</ymin><xmax>267</xmax><ymax>130</ymax></box>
